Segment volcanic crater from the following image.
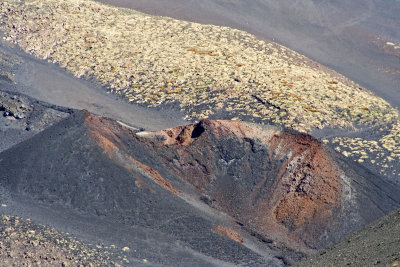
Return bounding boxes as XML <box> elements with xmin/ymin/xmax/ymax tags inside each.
<box><xmin>2</xmin><ymin>110</ymin><xmax>400</xmax><ymax>265</ymax></box>
<box><xmin>135</xmin><ymin>117</ymin><xmax>400</xmax><ymax>252</ymax></box>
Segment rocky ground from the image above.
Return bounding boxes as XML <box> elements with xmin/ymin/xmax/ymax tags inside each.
<box><xmin>96</xmin><ymin>0</ymin><xmax>400</xmax><ymax>110</ymax></box>
<box><xmin>0</xmin><ymin>0</ymin><xmax>396</xmax><ymax>133</ymax></box>
<box><xmin>0</xmin><ymin>90</ymin><xmax>72</xmax><ymax>153</ymax></box>
<box><xmin>296</xmin><ymin>208</ymin><xmax>400</xmax><ymax>267</ymax></box>
<box><xmin>0</xmin><ymin>39</ymin><xmax>187</xmax><ymax>133</ymax></box>
<box><xmin>1</xmin><ymin>110</ymin><xmax>400</xmax><ymax>266</ymax></box>
<box><xmin>0</xmin><ymin>48</ymin><xmax>72</xmax><ymax>152</ymax></box>
<box><xmin>1</xmin><ymin>0</ymin><xmax>400</xmax><ymax>266</ymax></box>
<box><xmin>0</xmin><ymin>214</ymin><xmax>126</xmax><ymax>267</ymax></box>
<box><xmin>1</xmin><ymin>0</ymin><xmax>400</xmax><ymax>184</ymax></box>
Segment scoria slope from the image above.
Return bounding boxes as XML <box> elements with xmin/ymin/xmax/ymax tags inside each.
<box><xmin>137</xmin><ymin>119</ymin><xmax>400</xmax><ymax>252</ymax></box>
<box><xmin>0</xmin><ymin>110</ymin><xmax>291</xmax><ymax>266</ymax></box>
<box><xmin>297</xmin><ymin>207</ymin><xmax>400</xmax><ymax>266</ymax></box>
<box><xmin>1</xmin><ymin>110</ymin><xmax>400</xmax><ymax>265</ymax></box>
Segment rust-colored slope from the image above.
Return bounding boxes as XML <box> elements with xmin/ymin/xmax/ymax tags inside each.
<box><xmin>138</xmin><ymin>119</ymin><xmax>400</xmax><ymax>253</ymax></box>
<box><xmin>2</xmin><ymin>110</ymin><xmax>400</xmax><ymax>264</ymax></box>
<box><xmin>83</xmin><ymin>114</ymin><xmax>343</xmax><ymax>251</ymax></box>
<box><xmin>83</xmin><ymin>111</ymin><xmax>178</xmax><ymax>195</ymax></box>
<box><xmin>268</xmin><ymin>132</ymin><xmax>342</xmax><ymax>250</ymax></box>
<box><xmin>1</xmin><ymin>110</ymin><xmax>280</xmax><ymax>266</ymax></box>
<box><xmin>61</xmin><ymin>112</ymin><xmax>400</xmax><ymax>255</ymax></box>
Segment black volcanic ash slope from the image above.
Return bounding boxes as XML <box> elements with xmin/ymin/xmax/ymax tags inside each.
<box><xmin>1</xmin><ymin>110</ymin><xmax>400</xmax><ymax>265</ymax></box>
<box><xmin>0</xmin><ymin>90</ymin><xmax>72</xmax><ymax>153</ymax></box>
<box><xmin>0</xmin><ymin>110</ymin><xmax>285</xmax><ymax>266</ymax></box>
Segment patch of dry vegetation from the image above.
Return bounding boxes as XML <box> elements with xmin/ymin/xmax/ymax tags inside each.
<box><xmin>324</xmin><ymin>121</ymin><xmax>400</xmax><ymax>179</ymax></box>
<box><xmin>0</xmin><ymin>0</ymin><xmax>397</xmax><ymax>134</ymax></box>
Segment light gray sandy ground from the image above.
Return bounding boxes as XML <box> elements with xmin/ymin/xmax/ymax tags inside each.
<box><xmin>0</xmin><ymin>40</ymin><xmax>188</xmax><ymax>132</ymax></box>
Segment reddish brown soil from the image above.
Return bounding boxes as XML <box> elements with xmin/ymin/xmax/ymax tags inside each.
<box><xmin>2</xmin><ymin>110</ymin><xmax>400</xmax><ymax>265</ymax></box>
<box><xmin>212</xmin><ymin>225</ymin><xmax>244</xmax><ymax>243</ymax></box>
<box><xmin>269</xmin><ymin>132</ymin><xmax>341</xmax><ymax>248</ymax></box>
<box><xmin>138</xmin><ymin>120</ymin><xmax>343</xmax><ymax>252</ymax></box>
<box><xmin>72</xmin><ymin>113</ymin><xmax>400</xmax><ymax>255</ymax></box>
<box><xmin>85</xmin><ymin>111</ymin><xmax>178</xmax><ymax>195</ymax></box>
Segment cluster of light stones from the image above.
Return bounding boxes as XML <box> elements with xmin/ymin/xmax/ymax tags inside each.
<box><xmin>324</xmin><ymin>120</ymin><xmax>400</xmax><ymax>179</ymax></box>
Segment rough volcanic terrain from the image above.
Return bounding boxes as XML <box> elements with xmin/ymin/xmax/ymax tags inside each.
<box><xmin>96</xmin><ymin>0</ymin><xmax>400</xmax><ymax>110</ymax></box>
<box><xmin>1</xmin><ymin>110</ymin><xmax>400</xmax><ymax>265</ymax></box>
<box><xmin>0</xmin><ymin>111</ymin><xmax>285</xmax><ymax>266</ymax></box>
<box><xmin>0</xmin><ymin>90</ymin><xmax>73</xmax><ymax>153</ymax></box>
<box><xmin>297</xmin><ymin>208</ymin><xmax>400</xmax><ymax>266</ymax></box>
<box><xmin>135</xmin><ymin>117</ymin><xmax>400</xmax><ymax>252</ymax></box>
<box><xmin>1</xmin><ymin>0</ymin><xmax>396</xmax><ymax>134</ymax></box>
<box><xmin>0</xmin><ymin>214</ymin><xmax>126</xmax><ymax>267</ymax></box>
<box><xmin>0</xmin><ymin>40</ymin><xmax>187</xmax><ymax>133</ymax></box>
<box><xmin>1</xmin><ymin>1</ymin><xmax>400</xmax><ymax>266</ymax></box>
<box><xmin>2</xmin><ymin>0</ymin><xmax>400</xmax><ymax>185</ymax></box>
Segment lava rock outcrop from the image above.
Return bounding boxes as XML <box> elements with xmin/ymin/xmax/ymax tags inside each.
<box><xmin>0</xmin><ymin>91</ymin><xmax>71</xmax><ymax>153</ymax></box>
